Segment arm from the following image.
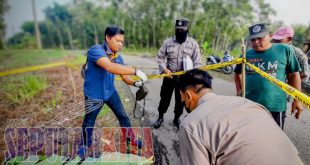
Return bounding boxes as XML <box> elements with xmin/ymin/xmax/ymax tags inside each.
<box><xmin>121</xmin><ymin>74</ymin><xmax>144</xmax><ymax>87</ymax></box>
<box><xmin>293</xmin><ymin>46</ymin><xmax>309</xmax><ymax>79</ymax></box>
<box><xmin>287</xmin><ymin>72</ymin><xmax>303</xmax><ymax>119</ymax></box>
<box><xmin>157</xmin><ymin>42</ymin><xmax>168</xmax><ymax>73</ymax></box>
<box><xmin>157</xmin><ymin>41</ymin><xmax>173</xmax><ymax>78</ymax></box>
<box><xmin>96</xmin><ymin>57</ymin><xmax>135</xmax><ymax>75</ymax></box>
<box><xmin>192</xmin><ymin>41</ymin><xmax>202</xmax><ymax>68</ymax></box>
<box><xmin>179</xmin><ymin>126</ymin><xmax>211</xmax><ymax>165</ymax></box>
<box><xmin>121</xmin><ymin>75</ymin><xmax>135</xmax><ymax>86</ymax></box>
<box><xmin>300</xmin><ymin>55</ymin><xmax>309</xmax><ymax>79</ymax></box>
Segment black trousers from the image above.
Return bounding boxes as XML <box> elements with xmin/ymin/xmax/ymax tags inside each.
<box><xmin>270</xmin><ymin>111</ymin><xmax>286</xmax><ymax>130</ymax></box>
<box><xmin>157</xmin><ymin>76</ymin><xmax>184</xmax><ymax>119</ymax></box>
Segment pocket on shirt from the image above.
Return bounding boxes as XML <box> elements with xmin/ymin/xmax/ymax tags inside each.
<box><xmin>183</xmin><ymin>46</ymin><xmax>194</xmax><ymax>56</ymax></box>
<box><xmin>167</xmin><ymin>46</ymin><xmax>176</xmax><ymax>58</ymax></box>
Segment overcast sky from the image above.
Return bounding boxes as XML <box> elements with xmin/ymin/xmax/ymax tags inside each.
<box><xmin>4</xmin><ymin>0</ymin><xmax>310</xmax><ymax>39</ymax></box>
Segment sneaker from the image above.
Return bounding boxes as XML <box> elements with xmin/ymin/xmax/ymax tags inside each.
<box><xmin>88</xmin><ymin>145</ymin><xmax>101</xmax><ymax>158</ymax></box>
<box><xmin>78</xmin><ymin>145</ymin><xmax>88</xmax><ymax>159</ymax></box>
<box><xmin>153</xmin><ymin>117</ymin><xmax>164</xmax><ymax>129</ymax></box>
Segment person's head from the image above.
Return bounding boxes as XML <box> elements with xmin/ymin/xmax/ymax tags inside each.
<box><xmin>302</xmin><ymin>41</ymin><xmax>310</xmax><ymax>53</ymax></box>
<box><xmin>175</xmin><ymin>18</ymin><xmax>190</xmax><ymax>44</ymax></box>
<box><xmin>248</xmin><ymin>23</ymin><xmax>272</xmax><ymax>52</ymax></box>
<box><xmin>271</xmin><ymin>26</ymin><xmax>294</xmax><ymax>44</ymax></box>
<box><xmin>104</xmin><ymin>25</ymin><xmax>125</xmax><ymax>52</ymax></box>
<box><xmin>179</xmin><ymin>69</ymin><xmax>213</xmax><ymax>113</ymax></box>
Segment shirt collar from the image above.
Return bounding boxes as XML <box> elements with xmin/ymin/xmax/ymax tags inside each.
<box><xmin>102</xmin><ymin>42</ymin><xmax>114</xmax><ymax>55</ymax></box>
<box><xmin>197</xmin><ymin>92</ymin><xmax>216</xmax><ymax>107</ymax></box>
<box><xmin>102</xmin><ymin>42</ymin><xmax>119</xmax><ymax>60</ymax></box>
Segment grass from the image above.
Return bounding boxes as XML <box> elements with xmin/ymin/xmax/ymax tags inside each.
<box><xmin>97</xmin><ymin>85</ymin><xmax>131</xmax><ymax>118</ymax></box>
<box><xmin>0</xmin><ymin>49</ymin><xmax>83</xmax><ymax>71</ymax></box>
<box><xmin>42</xmin><ymin>91</ymin><xmax>63</xmax><ymax>113</ymax></box>
<box><xmin>97</xmin><ymin>104</ymin><xmax>111</xmax><ymax>118</ymax></box>
<box><xmin>2</xmin><ymin>74</ymin><xmax>48</xmax><ymax>105</ymax></box>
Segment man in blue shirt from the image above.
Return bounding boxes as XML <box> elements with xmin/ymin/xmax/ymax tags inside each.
<box><xmin>79</xmin><ymin>25</ymin><xmax>147</xmax><ymax>158</ymax></box>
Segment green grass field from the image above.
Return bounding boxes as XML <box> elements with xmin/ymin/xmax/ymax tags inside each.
<box><xmin>0</xmin><ymin>49</ymin><xmax>84</xmax><ymax>71</ymax></box>
<box><xmin>2</xmin><ymin>74</ymin><xmax>48</xmax><ymax>105</ymax></box>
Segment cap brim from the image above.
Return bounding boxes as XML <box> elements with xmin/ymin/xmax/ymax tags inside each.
<box><xmin>272</xmin><ymin>34</ymin><xmax>286</xmax><ymax>40</ymax></box>
<box><xmin>247</xmin><ymin>31</ymin><xmax>269</xmax><ymax>40</ymax></box>
<box><xmin>176</xmin><ymin>26</ymin><xmax>188</xmax><ymax>30</ymax></box>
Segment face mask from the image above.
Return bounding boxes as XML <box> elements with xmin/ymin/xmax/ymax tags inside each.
<box><xmin>183</xmin><ymin>91</ymin><xmax>192</xmax><ymax>113</ymax></box>
<box><xmin>175</xmin><ymin>29</ymin><xmax>188</xmax><ymax>44</ymax></box>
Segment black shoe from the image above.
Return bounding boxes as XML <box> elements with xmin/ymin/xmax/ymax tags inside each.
<box><xmin>173</xmin><ymin>118</ymin><xmax>180</xmax><ymax>129</ymax></box>
<box><xmin>153</xmin><ymin>117</ymin><xmax>164</xmax><ymax>129</ymax></box>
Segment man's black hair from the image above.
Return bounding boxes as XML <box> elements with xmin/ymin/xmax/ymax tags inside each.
<box><xmin>179</xmin><ymin>69</ymin><xmax>213</xmax><ymax>92</ymax></box>
<box><xmin>104</xmin><ymin>25</ymin><xmax>125</xmax><ymax>38</ymax></box>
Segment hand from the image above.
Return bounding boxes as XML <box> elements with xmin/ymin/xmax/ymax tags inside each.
<box><xmin>135</xmin><ymin>69</ymin><xmax>147</xmax><ymax>82</ymax></box>
<box><xmin>163</xmin><ymin>69</ymin><xmax>173</xmax><ymax>79</ymax></box>
<box><xmin>133</xmin><ymin>81</ymin><xmax>143</xmax><ymax>88</ymax></box>
<box><xmin>300</xmin><ymin>73</ymin><xmax>307</xmax><ymax>80</ymax></box>
<box><xmin>291</xmin><ymin>100</ymin><xmax>303</xmax><ymax>119</ymax></box>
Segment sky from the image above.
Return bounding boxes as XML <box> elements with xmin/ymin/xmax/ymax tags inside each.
<box><xmin>4</xmin><ymin>0</ymin><xmax>310</xmax><ymax>39</ymax></box>
<box><xmin>265</xmin><ymin>0</ymin><xmax>310</xmax><ymax>25</ymax></box>
<box><xmin>4</xmin><ymin>0</ymin><xmax>71</xmax><ymax>39</ymax></box>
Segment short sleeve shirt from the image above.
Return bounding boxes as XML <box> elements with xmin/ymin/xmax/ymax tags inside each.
<box><xmin>83</xmin><ymin>42</ymin><xmax>124</xmax><ymax>101</ymax></box>
<box><xmin>234</xmin><ymin>43</ymin><xmax>300</xmax><ymax>112</ymax></box>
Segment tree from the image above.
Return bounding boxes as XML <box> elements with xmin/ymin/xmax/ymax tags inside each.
<box><xmin>44</xmin><ymin>2</ymin><xmax>73</xmax><ymax>49</ymax></box>
<box><xmin>292</xmin><ymin>24</ymin><xmax>308</xmax><ymax>48</ymax></box>
<box><xmin>32</xmin><ymin>0</ymin><xmax>42</xmax><ymax>49</ymax></box>
<box><xmin>8</xmin><ymin>0</ymin><xmax>296</xmax><ymax>54</ymax></box>
<box><xmin>254</xmin><ymin>0</ymin><xmax>276</xmax><ymax>23</ymax></box>
<box><xmin>0</xmin><ymin>0</ymin><xmax>10</xmax><ymax>49</ymax></box>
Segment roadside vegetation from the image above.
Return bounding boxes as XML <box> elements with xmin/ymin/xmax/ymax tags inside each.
<box><xmin>2</xmin><ymin>74</ymin><xmax>48</xmax><ymax>105</ymax></box>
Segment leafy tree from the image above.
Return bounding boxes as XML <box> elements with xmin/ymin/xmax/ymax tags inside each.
<box><xmin>292</xmin><ymin>24</ymin><xmax>308</xmax><ymax>48</ymax></box>
<box><xmin>7</xmin><ymin>0</ymin><xmax>307</xmax><ymax>55</ymax></box>
<box><xmin>0</xmin><ymin>0</ymin><xmax>10</xmax><ymax>49</ymax></box>
<box><xmin>44</xmin><ymin>2</ymin><xmax>73</xmax><ymax>49</ymax></box>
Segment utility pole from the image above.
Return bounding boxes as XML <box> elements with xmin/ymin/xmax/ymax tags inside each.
<box><xmin>32</xmin><ymin>0</ymin><xmax>42</xmax><ymax>49</ymax></box>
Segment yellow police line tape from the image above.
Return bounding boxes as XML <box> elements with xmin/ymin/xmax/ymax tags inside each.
<box><xmin>119</xmin><ymin>58</ymin><xmax>244</xmax><ymax>81</ymax></box>
<box><xmin>1</xmin><ymin>57</ymin><xmax>309</xmax><ymax>110</ymax></box>
<box><xmin>0</xmin><ymin>61</ymin><xmax>158</xmax><ymax>77</ymax></box>
<box><xmin>118</xmin><ymin>57</ymin><xmax>310</xmax><ymax>110</ymax></box>
<box><xmin>0</xmin><ymin>61</ymin><xmax>68</xmax><ymax>77</ymax></box>
<box><xmin>245</xmin><ymin>62</ymin><xmax>310</xmax><ymax>110</ymax></box>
